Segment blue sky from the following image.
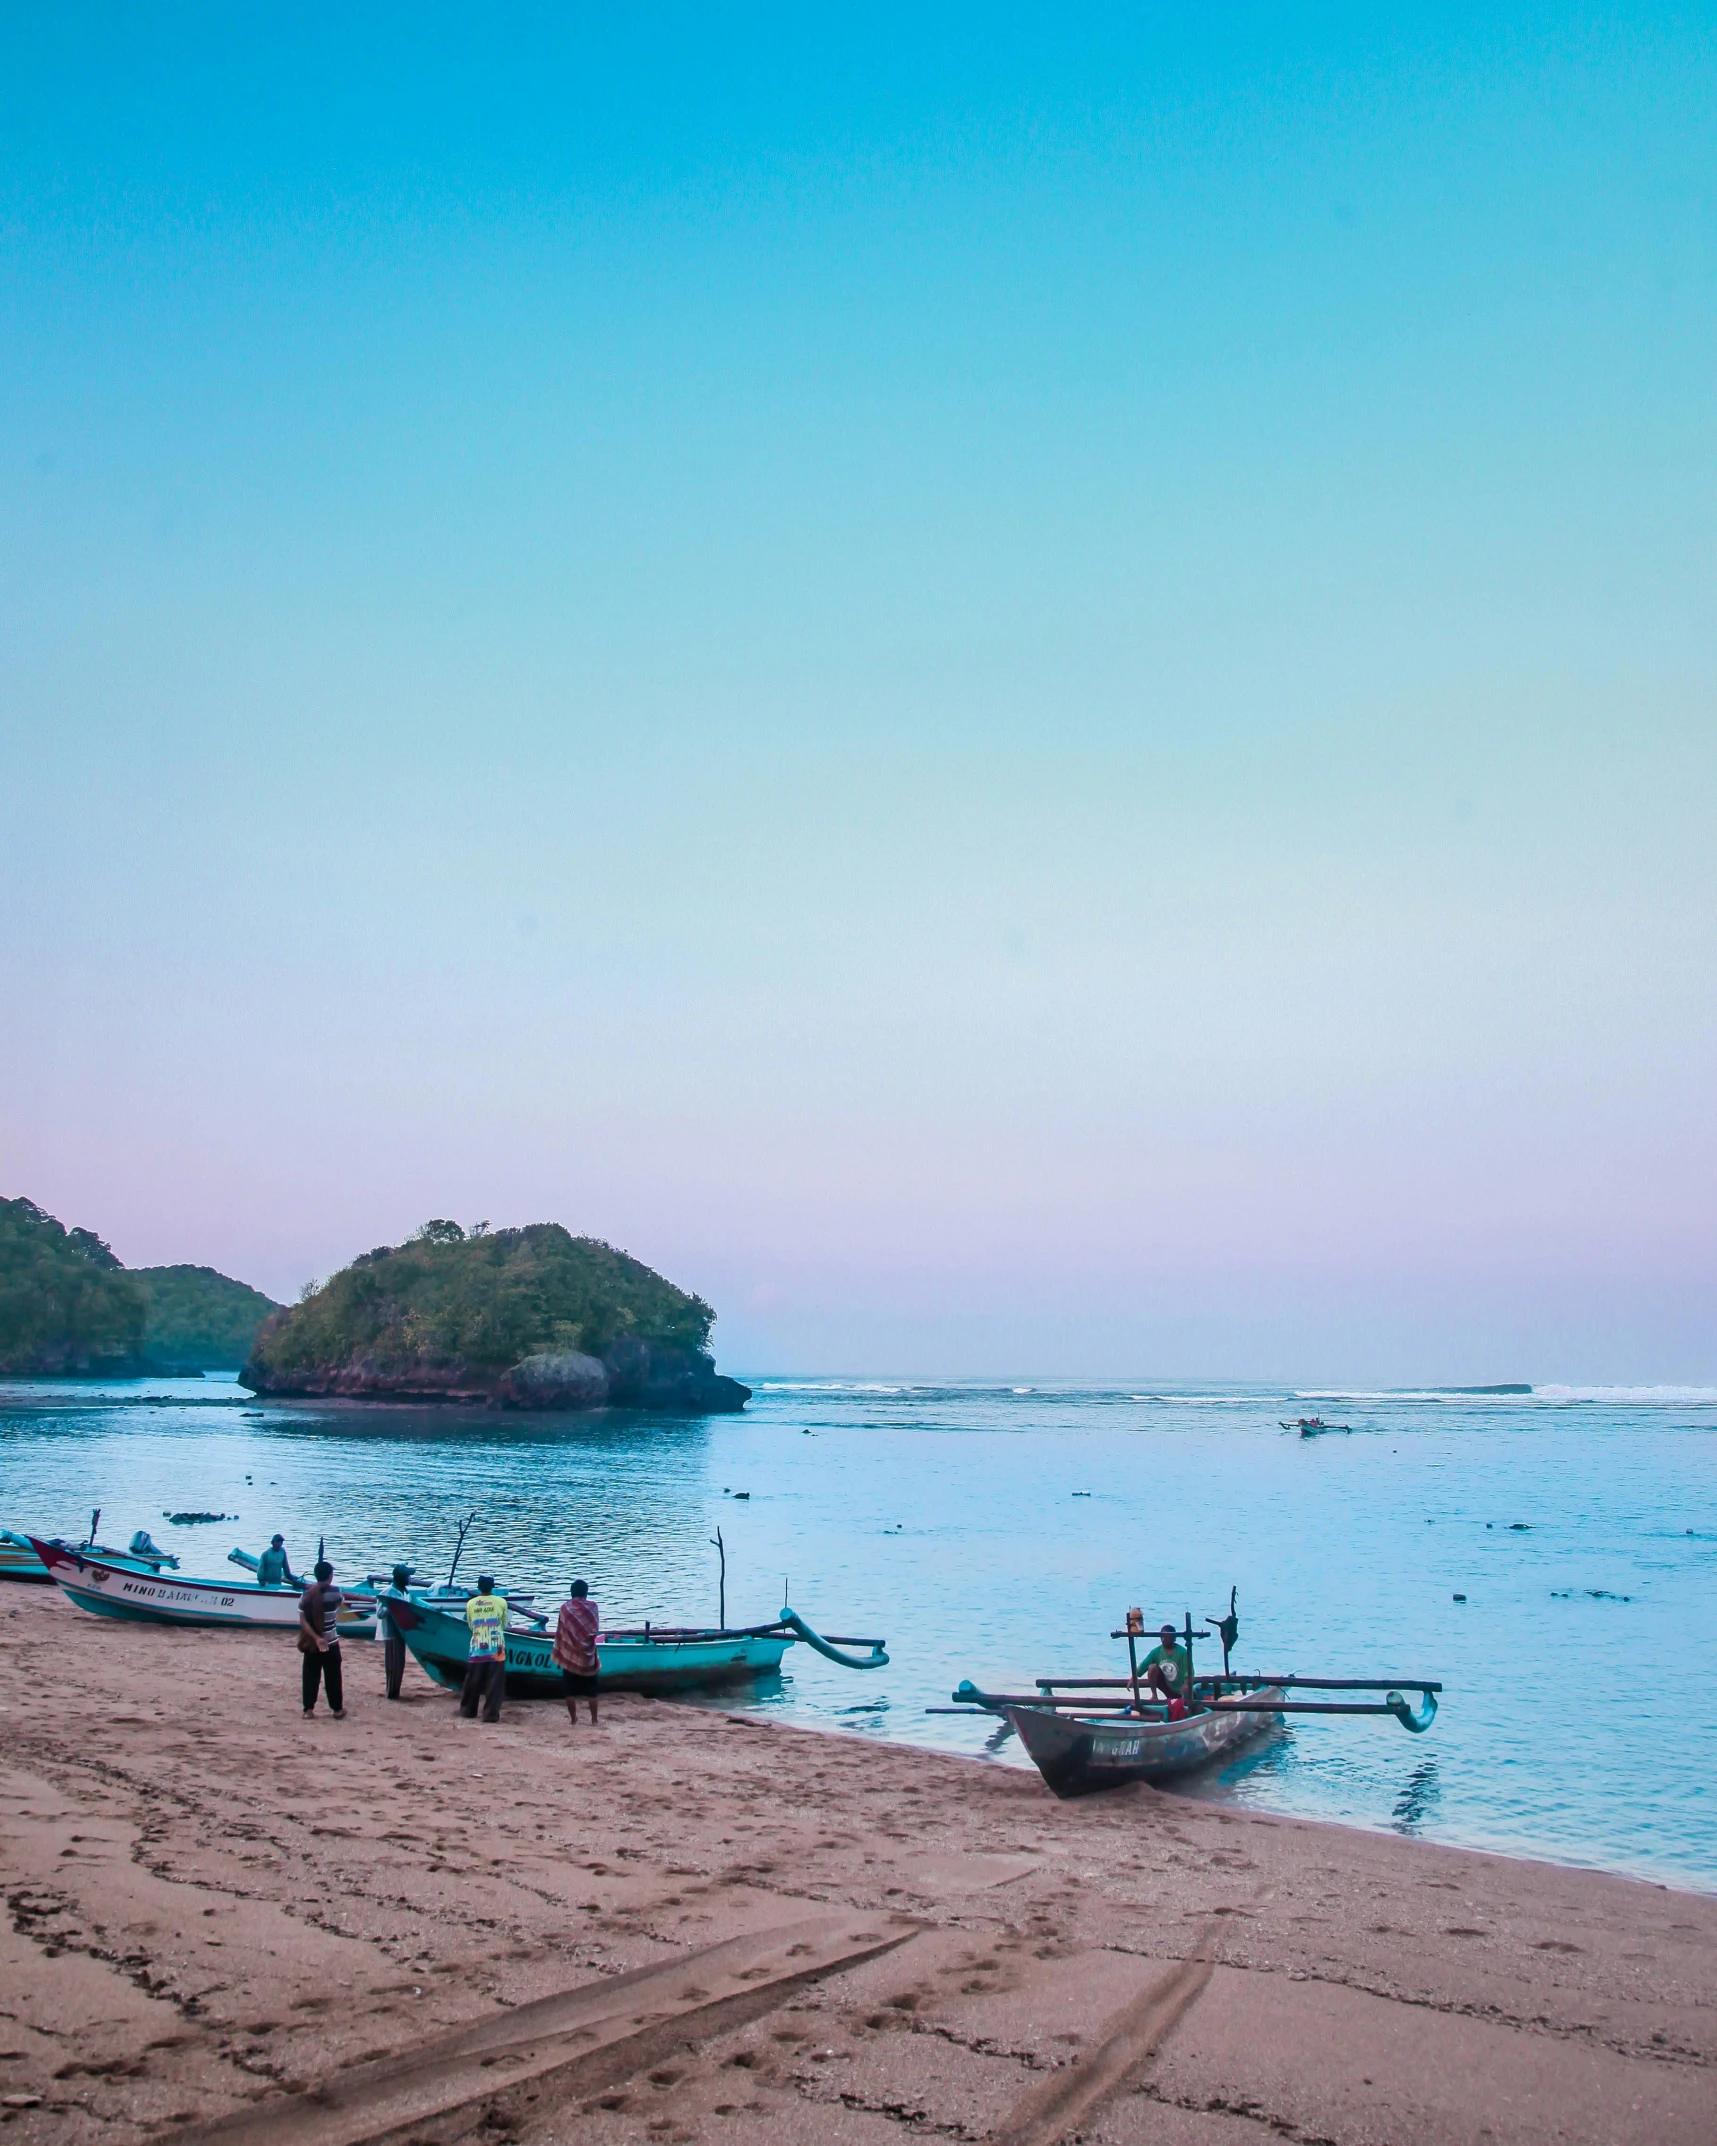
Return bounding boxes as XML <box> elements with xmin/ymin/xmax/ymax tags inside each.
<box><xmin>2</xmin><ymin>7</ymin><xmax>1713</xmax><ymax>1379</ymax></box>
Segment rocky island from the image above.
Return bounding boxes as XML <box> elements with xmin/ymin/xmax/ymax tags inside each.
<box><xmin>241</xmin><ymin>1219</ymin><xmax>750</xmax><ymax>1412</ymax></box>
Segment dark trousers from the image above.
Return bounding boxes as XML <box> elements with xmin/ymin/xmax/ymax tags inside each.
<box><xmin>460</xmin><ymin>1655</ymin><xmax>504</xmax><ymax>1721</ymax></box>
<box><xmin>303</xmin><ymin>1644</ymin><xmax>344</xmax><ymax>1714</ymax></box>
<box><xmin>384</xmin><ymin>1627</ymin><xmax>406</xmax><ymax>1699</ymax></box>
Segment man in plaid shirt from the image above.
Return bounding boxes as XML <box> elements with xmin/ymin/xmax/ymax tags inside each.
<box><xmin>553</xmin><ymin>1578</ymin><xmax>601</xmax><ymax>1726</ymax></box>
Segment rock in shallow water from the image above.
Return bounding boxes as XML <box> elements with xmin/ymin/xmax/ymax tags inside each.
<box><xmin>498</xmin><ymin>1349</ymin><xmax>610</xmax><ymax>1409</ymax></box>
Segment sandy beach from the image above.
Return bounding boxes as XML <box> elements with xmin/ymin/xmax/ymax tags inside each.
<box><xmin>3</xmin><ymin>1588</ymin><xmax>1712</xmax><ymax>2146</ymax></box>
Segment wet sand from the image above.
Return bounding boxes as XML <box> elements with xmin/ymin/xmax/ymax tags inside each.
<box><xmin>2</xmin><ymin>1586</ymin><xmax>1712</xmax><ymax>2145</ymax></box>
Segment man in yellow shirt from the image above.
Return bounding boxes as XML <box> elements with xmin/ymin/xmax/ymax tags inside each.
<box><xmin>460</xmin><ymin>1574</ymin><xmax>507</xmax><ymax>1722</ymax></box>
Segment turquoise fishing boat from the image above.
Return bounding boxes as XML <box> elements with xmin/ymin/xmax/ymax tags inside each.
<box><xmin>386</xmin><ymin>1593</ymin><xmax>885</xmax><ymax>1697</ymax></box>
<box><xmin>0</xmin><ymin>1530</ymin><xmax>51</xmax><ymax>1583</ymax></box>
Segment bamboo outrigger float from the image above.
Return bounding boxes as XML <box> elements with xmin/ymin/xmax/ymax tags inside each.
<box><xmin>942</xmin><ymin>1593</ymin><xmax>1440</xmax><ymax>1799</ymax></box>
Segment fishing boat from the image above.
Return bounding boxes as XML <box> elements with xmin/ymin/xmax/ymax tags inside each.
<box><xmin>385</xmin><ymin>1593</ymin><xmax>885</xmax><ymax>1697</ymax></box>
<box><xmin>28</xmin><ymin>1537</ymin><xmax>377</xmax><ymax>1636</ymax></box>
<box><xmin>997</xmin><ymin>1684</ymin><xmax>1289</xmax><ymax>1795</ymax></box>
<box><xmin>1282</xmin><ymin>1416</ymin><xmax>1353</xmax><ymax>1436</ymax></box>
<box><xmin>943</xmin><ymin>1598</ymin><xmax>1439</xmax><ymax>1798</ymax></box>
<box><xmin>0</xmin><ymin>1531</ymin><xmax>51</xmax><ymax>1583</ymax></box>
<box><xmin>1</xmin><ymin>1521</ymin><xmax>179</xmax><ymax>1584</ymax></box>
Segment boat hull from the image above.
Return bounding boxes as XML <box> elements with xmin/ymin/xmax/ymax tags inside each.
<box><xmin>387</xmin><ymin>1595</ymin><xmax>791</xmax><ymax>1696</ymax></box>
<box><xmin>0</xmin><ymin>1532</ymin><xmax>51</xmax><ymax>1583</ymax></box>
<box><xmin>1008</xmin><ymin>1690</ymin><xmax>1285</xmax><ymax>1798</ymax></box>
<box><xmin>29</xmin><ymin>1539</ymin><xmax>377</xmax><ymax>1636</ymax></box>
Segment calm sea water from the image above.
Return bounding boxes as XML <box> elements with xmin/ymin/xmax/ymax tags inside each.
<box><xmin>4</xmin><ymin>1375</ymin><xmax>1713</xmax><ymax>1890</ymax></box>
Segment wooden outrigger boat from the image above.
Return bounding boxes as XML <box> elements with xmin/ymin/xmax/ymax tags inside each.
<box><xmin>28</xmin><ymin>1537</ymin><xmax>377</xmax><ymax>1636</ymax></box>
<box><xmin>999</xmin><ymin>1684</ymin><xmax>1288</xmax><ymax>1795</ymax></box>
<box><xmin>385</xmin><ymin>1592</ymin><xmax>886</xmax><ymax>1698</ymax></box>
<box><xmin>943</xmin><ymin>1596</ymin><xmax>1439</xmax><ymax>1799</ymax></box>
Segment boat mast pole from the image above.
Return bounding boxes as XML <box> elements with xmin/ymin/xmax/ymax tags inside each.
<box><xmin>711</xmin><ymin>1527</ymin><xmax>726</xmax><ymax>1631</ymax></box>
<box><xmin>446</xmin><ymin>1511</ymin><xmax>476</xmax><ymax>1589</ymax></box>
<box><xmin>1124</xmin><ymin>1606</ymin><xmax>1144</xmax><ymax>1714</ymax></box>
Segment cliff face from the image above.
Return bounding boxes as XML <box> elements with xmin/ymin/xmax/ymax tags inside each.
<box><xmin>241</xmin><ymin>1222</ymin><xmax>750</xmax><ymax>1414</ymax></box>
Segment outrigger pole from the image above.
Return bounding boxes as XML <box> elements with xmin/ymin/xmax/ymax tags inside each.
<box><xmin>1038</xmin><ymin>1674</ymin><xmax>1442</xmax><ymax>1694</ymax></box>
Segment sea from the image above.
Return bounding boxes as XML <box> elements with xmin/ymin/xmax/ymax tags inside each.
<box><xmin>4</xmin><ymin>1375</ymin><xmax>1713</xmax><ymax>1892</ymax></box>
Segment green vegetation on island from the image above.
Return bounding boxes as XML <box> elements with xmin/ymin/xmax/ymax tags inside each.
<box><xmin>135</xmin><ymin>1265</ymin><xmax>284</xmax><ymax>1370</ymax></box>
<box><xmin>0</xmin><ymin>1196</ymin><xmax>285</xmax><ymax>1375</ymax></box>
<box><xmin>243</xmin><ymin>1220</ymin><xmax>749</xmax><ymax>1412</ymax></box>
<box><xmin>0</xmin><ymin>1197</ymin><xmax>146</xmax><ymax>1373</ymax></box>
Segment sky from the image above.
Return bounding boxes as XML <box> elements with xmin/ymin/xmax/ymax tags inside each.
<box><xmin>2</xmin><ymin>6</ymin><xmax>1713</xmax><ymax>1382</ymax></box>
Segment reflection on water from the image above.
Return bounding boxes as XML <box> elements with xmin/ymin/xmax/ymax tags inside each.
<box><xmin>1392</xmin><ymin>1758</ymin><xmax>1443</xmax><ymax>1835</ymax></box>
<box><xmin>2</xmin><ymin>1372</ymin><xmax>1714</xmax><ymax>1890</ymax></box>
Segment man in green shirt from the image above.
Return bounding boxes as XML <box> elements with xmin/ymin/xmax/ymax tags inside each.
<box><xmin>1142</xmin><ymin>1624</ymin><xmax>1193</xmax><ymax>1713</ymax></box>
<box><xmin>258</xmin><ymin>1535</ymin><xmax>299</xmax><ymax>1589</ymax></box>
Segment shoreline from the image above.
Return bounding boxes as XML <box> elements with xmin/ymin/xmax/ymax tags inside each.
<box><xmin>700</xmin><ymin>1695</ymin><xmax>1717</xmax><ymax>1905</ymax></box>
<box><xmin>4</xmin><ymin>1587</ymin><xmax>1713</xmax><ymax>2145</ymax></box>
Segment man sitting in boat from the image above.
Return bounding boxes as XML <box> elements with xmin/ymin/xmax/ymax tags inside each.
<box><xmin>1141</xmin><ymin>1624</ymin><xmax>1194</xmax><ymax>1718</ymax></box>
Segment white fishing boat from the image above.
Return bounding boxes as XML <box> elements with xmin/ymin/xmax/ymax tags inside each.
<box><xmin>2</xmin><ymin>1523</ymin><xmax>178</xmax><ymax>1585</ymax></box>
<box><xmin>29</xmin><ymin>1537</ymin><xmax>377</xmax><ymax>1636</ymax></box>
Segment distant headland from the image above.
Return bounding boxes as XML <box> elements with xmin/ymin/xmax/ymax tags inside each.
<box><xmin>1</xmin><ymin>1199</ymin><xmax>748</xmax><ymax>1413</ymax></box>
<box><xmin>0</xmin><ymin>1196</ymin><xmax>281</xmax><ymax>1376</ymax></box>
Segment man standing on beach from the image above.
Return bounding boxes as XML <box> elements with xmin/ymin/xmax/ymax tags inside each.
<box><xmin>553</xmin><ymin>1578</ymin><xmax>601</xmax><ymax>1726</ymax></box>
<box><xmin>1142</xmin><ymin>1622</ymin><xmax>1193</xmax><ymax>1716</ymax></box>
<box><xmin>380</xmin><ymin>1564</ymin><xmax>412</xmax><ymax>1699</ymax></box>
<box><xmin>298</xmin><ymin>1560</ymin><xmax>345</xmax><ymax>1719</ymax></box>
<box><xmin>460</xmin><ymin>1574</ymin><xmax>507</xmax><ymax>1722</ymax></box>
